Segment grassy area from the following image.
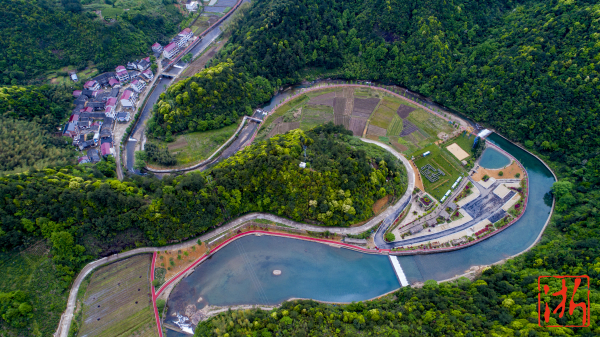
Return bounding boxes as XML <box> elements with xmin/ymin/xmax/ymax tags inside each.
<box><xmin>257</xmin><ymin>94</ymin><xmax>310</xmax><ymax>138</ymax></box>
<box><xmin>101</xmin><ymin>7</ymin><xmax>124</xmax><ymax>18</ymax></box>
<box><xmin>443</xmin><ymin>132</ymin><xmax>477</xmax><ymax>156</ymax></box>
<box><xmin>0</xmin><ymin>242</ymin><xmax>68</xmax><ymax>336</ymax></box>
<box><xmin>407</xmin><ymin>109</ymin><xmax>454</xmax><ymax>140</ymax></box>
<box><xmin>300</xmin><ymin>105</ymin><xmax>333</xmax><ymax>130</ymax></box>
<box><xmin>413</xmin><ymin>144</ymin><xmax>466</xmax><ymax>201</ymax></box>
<box><xmin>369</xmin><ymin>103</ymin><xmax>395</xmax><ymax>129</ymax></box>
<box><xmin>77</xmin><ymin>254</ymin><xmax>157</xmax><ymax>337</ymax></box>
<box><xmin>387</xmin><ymin>115</ymin><xmax>403</xmax><ymax>136</ymax></box>
<box><xmin>154</xmin><ymin>122</ymin><xmax>239</xmax><ymax>166</ymax></box>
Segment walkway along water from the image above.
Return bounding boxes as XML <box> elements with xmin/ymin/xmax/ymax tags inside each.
<box><xmin>56</xmin><ymin>85</ymin><xmax>555</xmax><ymax>336</ymax></box>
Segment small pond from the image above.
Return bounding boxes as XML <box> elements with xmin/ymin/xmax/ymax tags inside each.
<box><xmin>478</xmin><ymin>147</ymin><xmax>511</xmax><ymax>169</ymax></box>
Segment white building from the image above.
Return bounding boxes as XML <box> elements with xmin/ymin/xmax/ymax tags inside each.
<box><xmin>131</xmin><ymin>79</ymin><xmax>146</xmax><ymax>93</ymax></box>
<box><xmin>115</xmin><ymin>65</ymin><xmax>129</xmax><ymax>82</ymax></box>
<box><xmin>186</xmin><ymin>1</ymin><xmax>198</xmax><ymax>11</ymax></box>
<box><xmin>163</xmin><ymin>42</ymin><xmax>180</xmax><ymax>59</ymax></box>
<box><xmin>120</xmin><ymin>89</ymin><xmax>137</xmax><ymax>108</ymax></box>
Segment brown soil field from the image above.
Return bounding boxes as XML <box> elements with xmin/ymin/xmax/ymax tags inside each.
<box><xmin>78</xmin><ymin>254</ymin><xmax>157</xmax><ymax>337</ymax></box>
<box><xmin>391</xmin><ymin>141</ymin><xmax>409</xmax><ymax>153</ymax></box>
<box><xmin>280</xmin><ymin>122</ymin><xmax>300</xmax><ymax>133</ymax></box>
<box><xmin>307</xmin><ymin>92</ymin><xmax>335</xmax><ymax>106</ymax></box>
<box><xmin>366</xmin><ymin>124</ymin><xmax>387</xmax><ymax>137</ymax></box>
<box><xmin>333</xmin><ymin>97</ymin><xmax>346</xmax><ymax>116</ymax></box>
<box><xmin>167</xmin><ymin>137</ymin><xmax>188</xmax><ymax>151</ymax></box>
<box><xmin>372</xmin><ymin>195</ymin><xmax>390</xmax><ymax>214</ymax></box>
<box><xmin>409</xmin><ymin>160</ymin><xmax>426</xmax><ymax>191</ymax></box>
<box><xmin>472</xmin><ymin>160</ymin><xmax>524</xmax><ymax>180</ymax></box>
<box><xmin>352</xmin><ymin>98</ymin><xmax>380</xmax><ymax>118</ymax></box>
<box><xmin>349</xmin><ymin>117</ymin><xmax>368</xmax><ymax>136</ymax></box>
<box><xmin>334</xmin><ymin>115</ymin><xmax>350</xmax><ymax>128</ymax></box>
<box><xmin>399</xmin><ymin>119</ymin><xmax>419</xmax><ymax>136</ymax></box>
<box><xmin>158</xmin><ymin>242</ymin><xmax>207</xmax><ymax>281</ymax></box>
<box><xmin>396</xmin><ymin>105</ymin><xmax>416</xmax><ymax>119</ymax></box>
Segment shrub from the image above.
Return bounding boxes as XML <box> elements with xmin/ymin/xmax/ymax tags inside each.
<box><xmin>498</xmin><ymin>171</ymin><xmax>504</xmax><ymax>176</ymax></box>
<box><xmin>384</xmin><ymin>232</ymin><xmax>395</xmax><ymax>242</ymax></box>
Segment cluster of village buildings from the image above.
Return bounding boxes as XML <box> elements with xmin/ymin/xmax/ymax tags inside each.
<box><xmin>62</xmin><ymin>28</ymin><xmax>195</xmax><ymax>165</ymax></box>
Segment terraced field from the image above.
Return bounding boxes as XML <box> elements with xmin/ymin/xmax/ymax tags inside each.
<box><xmin>76</xmin><ymin>254</ymin><xmax>157</xmax><ymax>337</ymax></box>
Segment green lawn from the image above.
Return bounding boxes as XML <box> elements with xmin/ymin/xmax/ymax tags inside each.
<box><xmin>414</xmin><ymin>144</ymin><xmax>467</xmax><ymax>201</ymax></box>
<box><xmin>443</xmin><ymin>132</ymin><xmax>477</xmax><ymax>156</ymax></box>
<box><xmin>101</xmin><ymin>7</ymin><xmax>124</xmax><ymax>18</ymax></box>
<box><xmin>300</xmin><ymin>105</ymin><xmax>333</xmax><ymax>130</ymax></box>
<box><xmin>407</xmin><ymin>108</ymin><xmax>454</xmax><ymax>140</ymax></box>
<box><xmin>158</xmin><ymin>123</ymin><xmax>239</xmax><ymax>166</ymax></box>
<box><xmin>369</xmin><ymin>103</ymin><xmax>395</xmax><ymax>129</ymax></box>
<box><xmin>387</xmin><ymin>115</ymin><xmax>403</xmax><ymax>136</ymax></box>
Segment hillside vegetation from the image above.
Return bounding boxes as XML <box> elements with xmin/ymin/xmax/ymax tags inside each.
<box><xmin>0</xmin><ymin>85</ymin><xmax>75</xmax><ymax>173</ymax></box>
<box><xmin>147</xmin><ymin>62</ymin><xmax>273</xmax><ymax>140</ymax></box>
<box><xmin>0</xmin><ymin>0</ymin><xmax>183</xmax><ymax>84</ymax></box>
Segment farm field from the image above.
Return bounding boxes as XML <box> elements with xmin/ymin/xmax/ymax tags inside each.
<box><xmin>413</xmin><ymin>144</ymin><xmax>467</xmax><ymax>201</ymax></box>
<box><xmin>260</xmin><ymin>87</ymin><xmax>462</xmax><ymax>160</ymax></box>
<box><xmin>76</xmin><ymin>254</ymin><xmax>158</xmax><ymax>337</ymax></box>
<box><xmin>149</xmin><ymin>122</ymin><xmax>239</xmax><ymax>167</ymax></box>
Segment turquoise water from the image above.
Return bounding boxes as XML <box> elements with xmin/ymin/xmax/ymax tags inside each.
<box><xmin>397</xmin><ymin>133</ymin><xmax>555</xmax><ymax>282</ymax></box>
<box><xmin>479</xmin><ymin>147</ymin><xmax>511</xmax><ymax>169</ymax></box>
<box><xmin>166</xmin><ymin>235</ymin><xmax>399</xmax><ymax>322</ymax></box>
<box><xmin>165</xmin><ymin>133</ymin><xmax>555</xmax><ymax>336</ymax></box>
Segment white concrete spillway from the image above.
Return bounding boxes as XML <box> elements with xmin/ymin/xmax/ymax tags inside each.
<box><xmin>388</xmin><ymin>256</ymin><xmax>409</xmax><ymax>287</ymax></box>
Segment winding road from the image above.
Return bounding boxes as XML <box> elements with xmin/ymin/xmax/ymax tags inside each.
<box><xmin>53</xmin><ymin>139</ymin><xmax>415</xmax><ymax>337</ymax></box>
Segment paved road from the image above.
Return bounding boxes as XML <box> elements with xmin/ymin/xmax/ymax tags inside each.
<box><xmin>54</xmin><ymin>138</ymin><xmax>416</xmax><ymax>337</ymax></box>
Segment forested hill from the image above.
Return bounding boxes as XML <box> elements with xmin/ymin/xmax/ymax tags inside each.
<box><xmin>0</xmin><ymin>0</ymin><xmax>182</xmax><ymax>84</ymax></box>
<box><xmin>214</xmin><ymin>0</ymin><xmax>600</xmax><ymax>165</ymax></box>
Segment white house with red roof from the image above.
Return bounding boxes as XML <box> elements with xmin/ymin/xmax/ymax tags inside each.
<box><xmin>108</xmin><ymin>78</ymin><xmax>120</xmax><ymax>87</ymax></box>
<box><xmin>179</xmin><ymin>28</ymin><xmax>193</xmax><ymax>43</ymax></box>
<box><xmin>115</xmin><ymin>65</ymin><xmax>130</xmax><ymax>82</ymax></box>
<box><xmin>120</xmin><ymin>89</ymin><xmax>137</xmax><ymax>108</ymax></box>
<box><xmin>142</xmin><ymin>69</ymin><xmax>154</xmax><ymax>81</ymax></box>
<box><xmin>152</xmin><ymin>42</ymin><xmax>163</xmax><ymax>53</ymax></box>
<box><xmin>131</xmin><ymin>79</ymin><xmax>146</xmax><ymax>93</ymax></box>
<box><xmin>73</xmin><ymin>90</ymin><xmax>82</xmax><ymax>97</ymax></box>
<box><xmin>84</xmin><ymin>80</ymin><xmax>100</xmax><ymax>90</ymax></box>
<box><xmin>163</xmin><ymin>42</ymin><xmax>180</xmax><ymax>59</ymax></box>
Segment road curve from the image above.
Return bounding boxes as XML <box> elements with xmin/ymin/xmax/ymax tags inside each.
<box><xmin>54</xmin><ymin>138</ymin><xmax>415</xmax><ymax>337</ymax></box>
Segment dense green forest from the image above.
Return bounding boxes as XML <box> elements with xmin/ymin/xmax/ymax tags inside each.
<box><xmin>1</xmin><ymin>0</ymin><xmax>600</xmax><ymax>335</ymax></box>
<box><xmin>0</xmin><ymin>125</ymin><xmax>405</xmax><ymax>334</ymax></box>
<box><xmin>147</xmin><ymin>62</ymin><xmax>273</xmax><ymax>139</ymax></box>
<box><xmin>0</xmin><ymin>0</ymin><xmax>183</xmax><ymax>84</ymax></box>
<box><xmin>0</xmin><ymin>85</ymin><xmax>75</xmax><ymax>173</ymax></box>
<box><xmin>212</xmin><ymin>0</ymin><xmax>599</xmax><ymax>165</ymax></box>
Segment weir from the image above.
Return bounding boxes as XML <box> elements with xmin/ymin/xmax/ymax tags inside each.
<box><xmin>388</xmin><ymin>256</ymin><xmax>409</xmax><ymax>287</ymax></box>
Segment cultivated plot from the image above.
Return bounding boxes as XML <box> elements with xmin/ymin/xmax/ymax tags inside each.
<box><xmin>352</xmin><ymin>98</ymin><xmax>380</xmax><ymax>118</ymax></box>
<box><xmin>78</xmin><ymin>254</ymin><xmax>157</xmax><ymax>337</ymax></box>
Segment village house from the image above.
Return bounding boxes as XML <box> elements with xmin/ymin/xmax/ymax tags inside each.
<box><xmin>127</xmin><ymin>61</ymin><xmax>138</xmax><ymax>70</ymax></box>
<box><xmin>73</xmin><ymin>90</ymin><xmax>82</xmax><ymax>97</ymax></box>
<box><xmin>186</xmin><ymin>1</ymin><xmax>198</xmax><ymax>11</ymax></box>
<box><xmin>131</xmin><ymin>79</ymin><xmax>146</xmax><ymax>93</ymax></box>
<box><xmin>152</xmin><ymin>42</ymin><xmax>163</xmax><ymax>53</ymax></box>
<box><xmin>87</xmin><ymin>149</ymin><xmax>101</xmax><ymax>163</ymax></box>
<box><xmin>142</xmin><ymin>69</ymin><xmax>154</xmax><ymax>81</ymax></box>
<box><xmin>115</xmin><ymin>66</ymin><xmax>129</xmax><ymax>82</ymax></box>
<box><xmin>92</xmin><ymin>72</ymin><xmax>116</xmax><ymax>87</ymax></box>
<box><xmin>163</xmin><ymin>42</ymin><xmax>180</xmax><ymax>59</ymax></box>
<box><xmin>87</xmin><ymin>101</ymin><xmax>105</xmax><ymax>111</ymax></box>
<box><xmin>137</xmin><ymin>57</ymin><xmax>151</xmax><ymax>71</ymax></box>
<box><xmin>70</xmin><ymin>73</ymin><xmax>78</xmax><ymax>82</ymax></box>
<box><xmin>84</xmin><ymin>80</ymin><xmax>100</xmax><ymax>91</ymax></box>
<box><xmin>109</xmin><ymin>78</ymin><xmax>120</xmax><ymax>87</ymax></box>
<box><xmin>120</xmin><ymin>89</ymin><xmax>137</xmax><ymax>108</ymax></box>
<box><xmin>116</xmin><ymin>111</ymin><xmax>131</xmax><ymax>122</ymax></box>
<box><xmin>78</xmin><ymin>156</ymin><xmax>90</xmax><ymax>165</ymax></box>
<box><xmin>79</xmin><ymin>140</ymin><xmax>95</xmax><ymax>151</ymax></box>
<box><xmin>101</xmin><ymin>142</ymin><xmax>113</xmax><ymax>157</ymax></box>
<box><xmin>63</xmin><ymin>123</ymin><xmax>78</xmax><ymax>138</ymax></box>
<box><xmin>179</xmin><ymin>28</ymin><xmax>193</xmax><ymax>44</ymax></box>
